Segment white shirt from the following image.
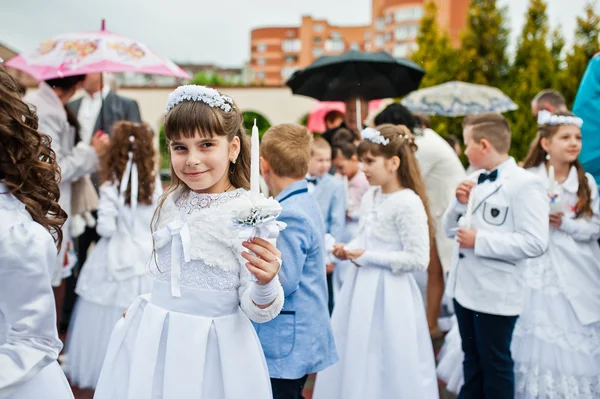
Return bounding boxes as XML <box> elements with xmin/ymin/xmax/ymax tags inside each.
<box><xmin>77</xmin><ymin>86</ymin><xmax>110</xmax><ymax>144</ymax></box>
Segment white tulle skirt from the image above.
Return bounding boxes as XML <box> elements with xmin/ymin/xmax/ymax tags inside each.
<box><xmin>94</xmin><ymin>281</ymin><xmax>272</xmax><ymax>399</ymax></box>
<box><xmin>64</xmin><ymin>299</ymin><xmax>125</xmax><ymax>389</ymax></box>
<box><xmin>10</xmin><ymin>362</ymin><xmax>73</xmax><ymax>399</ymax></box>
<box><xmin>313</xmin><ymin>265</ymin><xmax>438</xmax><ymax>399</ymax></box>
<box><xmin>512</xmin><ymin>259</ymin><xmax>600</xmax><ymax>399</ymax></box>
<box><xmin>436</xmin><ymin>316</ymin><xmax>464</xmax><ymax>395</ymax></box>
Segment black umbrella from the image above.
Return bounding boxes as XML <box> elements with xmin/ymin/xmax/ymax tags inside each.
<box><xmin>286</xmin><ymin>50</ymin><xmax>425</xmax><ymax>129</ymax></box>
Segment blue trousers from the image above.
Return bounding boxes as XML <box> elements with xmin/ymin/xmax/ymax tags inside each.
<box><xmin>454</xmin><ymin>299</ymin><xmax>518</xmax><ymax>399</ymax></box>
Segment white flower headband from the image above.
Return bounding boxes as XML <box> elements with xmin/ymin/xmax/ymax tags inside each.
<box><xmin>361</xmin><ymin>127</ymin><xmax>390</xmax><ymax>145</ymax></box>
<box><xmin>537</xmin><ymin>110</ymin><xmax>583</xmax><ymax>128</ymax></box>
<box><xmin>165</xmin><ymin>85</ymin><xmax>233</xmax><ymax>114</ymax></box>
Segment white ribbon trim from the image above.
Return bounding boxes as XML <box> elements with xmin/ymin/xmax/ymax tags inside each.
<box><xmin>236</xmin><ymin>221</ymin><xmax>287</xmax><ymax>240</ymax></box>
<box><xmin>538</xmin><ymin>110</ymin><xmax>583</xmax><ymax>128</ymax></box>
<box><xmin>165</xmin><ymin>220</ymin><xmax>191</xmax><ymax>297</ymax></box>
<box><xmin>119</xmin><ymin>147</ymin><xmax>139</xmax><ymax>228</ymax></box>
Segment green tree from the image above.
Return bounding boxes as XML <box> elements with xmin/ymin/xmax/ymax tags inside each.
<box><xmin>457</xmin><ymin>0</ymin><xmax>510</xmax><ymax>89</ymax></box>
<box><xmin>558</xmin><ymin>2</ymin><xmax>600</xmax><ymax>107</ymax></box>
<box><xmin>242</xmin><ymin>111</ymin><xmax>271</xmax><ymax>139</ymax></box>
<box><xmin>550</xmin><ymin>27</ymin><xmax>566</xmax><ymax>72</ymax></box>
<box><xmin>411</xmin><ymin>0</ymin><xmax>459</xmax><ymax>88</ymax></box>
<box><xmin>507</xmin><ymin>0</ymin><xmax>556</xmax><ymax>160</ymax></box>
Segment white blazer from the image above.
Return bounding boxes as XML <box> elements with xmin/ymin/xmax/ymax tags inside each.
<box><xmin>414</xmin><ymin>128</ymin><xmax>466</xmax><ymax>272</ymax></box>
<box><xmin>24</xmin><ymin>83</ymin><xmax>98</xmax><ymax>285</ymax></box>
<box><xmin>443</xmin><ymin>157</ymin><xmax>549</xmax><ymax>316</ymax></box>
<box><xmin>528</xmin><ymin>164</ymin><xmax>600</xmax><ymax>324</ymax></box>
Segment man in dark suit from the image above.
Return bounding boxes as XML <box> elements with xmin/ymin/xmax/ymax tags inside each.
<box><xmin>62</xmin><ymin>73</ymin><xmax>142</xmax><ymax>332</ymax></box>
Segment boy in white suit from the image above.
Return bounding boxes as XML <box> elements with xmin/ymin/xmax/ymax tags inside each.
<box><xmin>443</xmin><ymin>113</ymin><xmax>549</xmax><ymax>399</ymax></box>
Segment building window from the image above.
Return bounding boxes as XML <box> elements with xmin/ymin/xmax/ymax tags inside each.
<box><xmin>331</xmin><ymin>31</ymin><xmax>342</xmax><ymax>40</ymax></box>
<box><xmin>393</xmin><ymin>43</ymin><xmax>418</xmax><ymax>58</ymax></box>
<box><xmin>364</xmin><ymin>31</ymin><xmax>371</xmax><ymax>40</ymax></box>
<box><xmin>350</xmin><ymin>41</ymin><xmax>360</xmax><ymax>51</ymax></box>
<box><xmin>285</xmin><ymin>55</ymin><xmax>298</xmax><ymax>64</ymax></box>
<box><xmin>374</xmin><ymin>34</ymin><xmax>384</xmax><ymax>49</ymax></box>
<box><xmin>313</xmin><ymin>37</ymin><xmax>323</xmax><ymax>44</ymax></box>
<box><xmin>281</xmin><ymin>66</ymin><xmax>299</xmax><ymax>80</ymax></box>
<box><xmin>313</xmin><ymin>47</ymin><xmax>324</xmax><ymax>57</ymax></box>
<box><xmin>282</xmin><ymin>39</ymin><xmax>301</xmax><ymax>52</ymax></box>
<box><xmin>385</xmin><ymin>13</ymin><xmax>393</xmax><ymax>24</ymax></box>
<box><xmin>313</xmin><ymin>24</ymin><xmax>324</xmax><ymax>33</ymax></box>
<box><xmin>257</xmin><ymin>43</ymin><xmax>267</xmax><ymax>53</ymax></box>
<box><xmin>257</xmin><ymin>58</ymin><xmax>266</xmax><ymax>66</ymax></box>
<box><xmin>395</xmin><ymin>25</ymin><xmax>419</xmax><ymax>41</ymax></box>
<box><xmin>375</xmin><ymin>17</ymin><xmax>385</xmax><ymax>31</ymax></box>
<box><xmin>286</xmin><ymin>30</ymin><xmax>296</xmax><ymax>37</ymax></box>
<box><xmin>385</xmin><ymin>32</ymin><xmax>392</xmax><ymax>43</ymax></box>
<box><xmin>257</xmin><ymin>71</ymin><xmax>266</xmax><ymax>81</ymax></box>
<box><xmin>365</xmin><ymin>43</ymin><xmax>372</xmax><ymax>52</ymax></box>
<box><xmin>395</xmin><ymin>6</ymin><xmax>424</xmax><ymax>22</ymax></box>
<box><xmin>325</xmin><ymin>39</ymin><xmax>345</xmax><ymax>53</ymax></box>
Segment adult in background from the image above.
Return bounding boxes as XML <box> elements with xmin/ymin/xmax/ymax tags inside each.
<box><xmin>374</xmin><ymin>103</ymin><xmax>466</xmax><ymax>337</ymax></box>
<box><xmin>531</xmin><ymin>89</ymin><xmax>568</xmax><ymax>117</ymax></box>
<box><xmin>63</xmin><ymin>72</ymin><xmax>142</xmax><ymax>331</ymax></box>
<box><xmin>23</xmin><ymin>75</ymin><xmax>110</xmax><ymax>327</ymax></box>
<box><xmin>321</xmin><ymin>110</ymin><xmax>347</xmax><ymax>145</ymax></box>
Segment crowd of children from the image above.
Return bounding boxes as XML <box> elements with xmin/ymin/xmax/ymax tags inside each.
<box><xmin>1</xmin><ymin>62</ymin><xmax>599</xmax><ymax>399</ymax></box>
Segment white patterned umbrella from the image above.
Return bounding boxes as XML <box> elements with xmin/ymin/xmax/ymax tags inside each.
<box><xmin>401</xmin><ymin>81</ymin><xmax>518</xmax><ymax>117</ymax></box>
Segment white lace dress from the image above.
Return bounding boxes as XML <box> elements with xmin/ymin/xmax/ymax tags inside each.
<box><xmin>94</xmin><ymin>188</ymin><xmax>284</xmax><ymax>399</ymax></box>
<box><xmin>313</xmin><ymin>187</ymin><xmax>438</xmax><ymax>399</ymax></box>
<box><xmin>65</xmin><ymin>182</ymin><xmax>158</xmax><ymax>389</ymax></box>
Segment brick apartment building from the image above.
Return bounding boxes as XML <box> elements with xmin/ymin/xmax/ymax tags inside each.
<box><xmin>248</xmin><ymin>0</ymin><xmax>469</xmax><ymax>86</ymax></box>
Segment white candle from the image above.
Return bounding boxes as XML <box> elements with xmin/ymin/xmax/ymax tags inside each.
<box><xmin>465</xmin><ymin>186</ymin><xmax>475</xmax><ymax>229</ymax></box>
<box><xmin>251</xmin><ymin>119</ymin><xmax>260</xmax><ymax>197</ymax></box>
<box><xmin>548</xmin><ymin>164</ymin><xmax>556</xmax><ymax>196</ymax></box>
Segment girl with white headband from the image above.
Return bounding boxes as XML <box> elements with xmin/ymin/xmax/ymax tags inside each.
<box><xmin>94</xmin><ymin>86</ymin><xmax>284</xmax><ymax>399</ymax></box>
<box><xmin>513</xmin><ymin>111</ymin><xmax>600</xmax><ymax>398</ymax></box>
<box><xmin>65</xmin><ymin>121</ymin><xmax>159</xmax><ymax>389</ymax></box>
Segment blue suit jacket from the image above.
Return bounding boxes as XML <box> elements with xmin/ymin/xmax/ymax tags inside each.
<box><xmin>253</xmin><ymin>180</ymin><xmax>338</xmax><ymax>379</ymax></box>
<box><xmin>310</xmin><ymin>173</ymin><xmax>347</xmax><ymax>241</ymax></box>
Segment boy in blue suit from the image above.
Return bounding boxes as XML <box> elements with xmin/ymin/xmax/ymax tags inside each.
<box><xmin>306</xmin><ymin>136</ymin><xmax>346</xmax><ymax>312</ymax></box>
<box><xmin>255</xmin><ymin>124</ymin><xmax>338</xmax><ymax>399</ymax></box>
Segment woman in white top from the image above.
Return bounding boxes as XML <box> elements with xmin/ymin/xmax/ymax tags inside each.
<box><xmin>66</xmin><ymin>122</ymin><xmax>160</xmax><ymax>389</ymax></box>
<box><xmin>0</xmin><ymin>67</ymin><xmax>73</xmax><ymax>398</ymax></box>
<box><xmin>313</xmin><ymin>125</ymin><xmax>438</xmax><ymax>399</ymax></box>
<box><xmin>513</xmin><ymin>111</ymin><xmax>600</xmax><ymax>398</ymax></box>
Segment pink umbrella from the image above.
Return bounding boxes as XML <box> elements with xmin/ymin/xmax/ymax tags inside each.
<box><xmin>308</xmin><ymin>99</ymin><xmax>384</xmax><ymax>133</ymax></box>
<box><xmin>5</xmin><ymin>21</ymin><xmax>189</xmax><ymax>81</ymax></box>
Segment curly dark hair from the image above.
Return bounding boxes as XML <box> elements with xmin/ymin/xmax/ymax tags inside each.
<box><xmin>0</xmin><ymin>67</ymin><xmax>67</xmax><ymax>249</ymax></box>
<box><xmin>101</xmin><ymin>121</ymin><xmax>156</xmax><ymax>205</ymax></box>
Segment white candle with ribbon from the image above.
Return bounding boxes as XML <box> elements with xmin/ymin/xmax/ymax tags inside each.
<box><xmin>465</xmin><ymin>186</ymin><xmax>475</xmax><ymax>229</ymax></box>
<box><xmin>251</xmin><ymin>119</ymin><xmax>260</xmax><ymax>197</ymax></box>
<box><xmin>548</xmin><ymin>164</ymin><xmax>556</xmax><ymax>196</ymax></box>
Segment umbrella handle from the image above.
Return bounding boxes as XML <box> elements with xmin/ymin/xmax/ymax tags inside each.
<box><xmin>356</xmin><ymin>97</ymin><xmax>361</xmax><ymax>132</ymax></box>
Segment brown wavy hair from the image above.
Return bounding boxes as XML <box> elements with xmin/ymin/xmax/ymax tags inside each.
<box><xmin>0</xmin><ymin>67</ymin><xmax>67</xmax><ymax>249</ymax></box>
<box><xmin>357</xmin><ymin>124</ymin><xmax>435</xmax><ymax>241</ymax></box>
<box><xmin>101</xmin><ymin>121</ymin><xmax>156</xmax><ymax>205</ymax></box>
<box><xmin>152</xmin><ymin>88</ymin><xmax>250</xmax><ymax>228</ymax></box>
<box><xmin>523</xmin><ymin>111</ymin><xmax>593</xmax><ymax>218</ymax></box>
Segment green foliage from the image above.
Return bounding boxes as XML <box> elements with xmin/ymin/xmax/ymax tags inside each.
<box><xmin>507</xmin><ymin>0</ymin><xmax>556</xmax><ymax>160</ymax></box>
<box><xmin>158</xmin><ymin>125</ymin><xmax>170</xmax><ymax>171</ymax></box>
<box><xmin>298</xmin><ymin>113</ymin><xmax>309</xmax><ymax>126</ymax></box>
<box><xmin>558</xmin><ymin>2</ymin><xmax>600</xmax><ymax>107</ymax></box>
<box><xmin>242</xmin><ymin>111</ymin><xmax>271</xmax><ymax>139</ymax></box>
<box><xmin>411</xmin><ymin>1</ymin><xmax>459</xmax><ymax>88</ymax></box>
<box><xmin>190</xmin><ymin>71</ymin><xmax>244</xmax><ymax>87</ymax></box>
<box><xmin>456</xmin><ymin>0</ymin><xmax>511</xmax><ymax>89</ymax></box>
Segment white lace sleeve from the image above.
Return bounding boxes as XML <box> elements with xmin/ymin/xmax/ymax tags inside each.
<box><xmin>354</xmin><ymin>192</ymin><xmax>430</xmax><ymax>273</ymax></box>
<box><xmin>559</xmin><ymin>175</ymin><xmax>600</xmax><ymax>242</ymax></box>
<box><xmin>238</xmin><ymin>261</ymin><xmax>284</xmax><ymax>323</ymax></box>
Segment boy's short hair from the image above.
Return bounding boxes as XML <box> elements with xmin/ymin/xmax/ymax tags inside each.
<box><xmin>332</xmin><ymin>140</ymin><xmax>357</xmax><ymax>160</ymax></box>
<box><xmin>462</xmin><ymin>113</ymin><xmax>511</xmax><ymax>154</ymax></box>
<box><xmin>532</xmin><ymin>89</ymin><xmax>566</xmax><ymax>109</ymax></box>
<box><xmin>331</xmin><ymin>128</ymin><xmax>359</xmax><ymax>145</ymax></box>
<box><xmin>261</xmin><ymin>123</ymin><xmax>312</xmax><ymax>178</ymax></box>
<box><xmin>311</xmin><ymin>135</ymin><xmax>331</xmax><ymax>156</ymax></box>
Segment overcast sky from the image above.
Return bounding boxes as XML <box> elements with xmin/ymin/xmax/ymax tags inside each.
<box><xmin>0</xmin><ymin>0</ymin><xmax>590</xmax><ymax>67</ymax></box>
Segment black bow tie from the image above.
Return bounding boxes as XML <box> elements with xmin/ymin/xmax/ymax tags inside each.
<box><xmin>477</xmin><ymin>169</ymin><xmax>498</xmax><ymax>185</ymax></box>
<box><xmin>306</xmin><ymin>177</ymin><xmax>318</xmax><ymax>185</ymax></box>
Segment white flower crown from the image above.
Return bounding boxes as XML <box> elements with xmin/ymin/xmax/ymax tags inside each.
<box><xmin>361</xmin><ymin>127</ymin><xmax>390</xmax><ymax>145</ymax></box>
<box><xmin>537</xmin><ymin>110</ymin><xmax>583</xmax><ymax>128</ymax></box>
<box><xmin>165</xmin><ymin>85</ymin><xmax>233</xmax><ymax>114</ymax></box>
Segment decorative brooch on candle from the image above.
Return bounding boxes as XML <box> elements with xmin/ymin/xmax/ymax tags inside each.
<box><xmin>230</xmin><ymin>119</ymin><xmax>286</xmax><ymax>240</ymax></box>
<box><xmin>546</xmin><ymin>155</ymin><xmax>562</xmax><ymax>214</ymax></box>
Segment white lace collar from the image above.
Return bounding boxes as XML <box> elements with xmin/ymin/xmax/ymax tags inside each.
<box><xmin>175</xmin><ymin>188</ymin><xmax>245</xmax><ymax>214</ymax></box>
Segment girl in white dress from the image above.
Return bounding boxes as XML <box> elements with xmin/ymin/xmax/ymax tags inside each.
<box><xmin>0</xmin><ymin>67</ymin><xmax>73</xmax><ymax>398</ymax></box>
<box><xmin>66</xmin><ymin>122</ymin><xmax>159</xmax><ymax>389</ymax></box>
<box><xmin>94</xmin><ymin>85</ymin><xmax>285</xmax><ymax>399</ymax></box>
<box><xmin>313</xmin><ymin>125</ymin><xmax>439</xmax><ymax>399</ymax></box>
<box><xmin>513</xmin><ymin>111</ymin><xmax>600</xmax><ymax>398</ymax></box>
